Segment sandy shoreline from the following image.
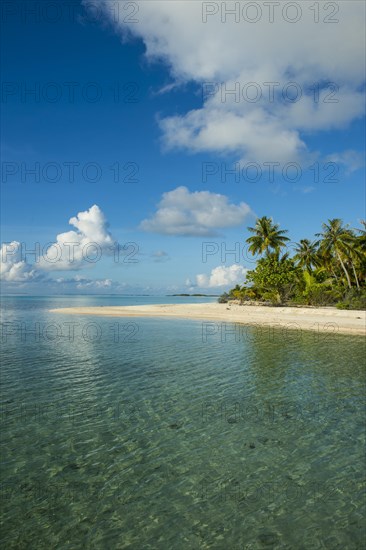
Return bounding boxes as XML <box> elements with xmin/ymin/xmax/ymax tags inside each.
<box><xmin>50</xmin><ymin>303</ymin><xmax>366</xmax><ymax>336</ymax></box>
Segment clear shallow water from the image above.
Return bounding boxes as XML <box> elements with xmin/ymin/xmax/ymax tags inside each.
<box><xmin>1</xmin><ymin>296</ymin><xmax>365</xmax><ymax>549</ymax></box>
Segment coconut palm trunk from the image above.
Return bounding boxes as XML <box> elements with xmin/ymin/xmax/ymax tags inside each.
<box><xmin>336</xmin><ymin>250</ymin><xmax>352</xmax><ymax>289</ymax></box>
<box><xmin>351</xmin><ymin>261</ymin><xmax>360</xmax><ymax>290</ymax></box>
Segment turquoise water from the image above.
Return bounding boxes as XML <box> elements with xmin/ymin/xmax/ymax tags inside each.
<box><xmin>1</xmin><ymin>296</ymin><xmax>365</xmax><ymax>549</ymax></box>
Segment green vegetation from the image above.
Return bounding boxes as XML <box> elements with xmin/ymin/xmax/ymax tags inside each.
<box><xmin>220</xmin><ymin>217</ymin><xmax>366</xmax><ymax>309</ymax></box>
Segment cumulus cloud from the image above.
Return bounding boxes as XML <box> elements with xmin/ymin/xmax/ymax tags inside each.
<box><xmin>196</xmin><ymin>264</ymin><xmax>247</xmax><ymax>288</ymax></box>
<box><xmin>139</xmin><ymin>186</ymin><xmax>253</xmax><ymax>236</ymax></box>
<box><xmin>1</xmin><ymin>205</ymin><xmax>118</xmax><ymax>285</ymax></box>
<box><xmin>92</xmin><ymin>0</ymin><xmax>365</xmax><ymax>165</ymax></box>
<box><xmin>55</xmin><ymin>276</ymin><xmax>118</xmax><ymax>290</ymax></box>
<box><xmin>0</xmin><ymin>241</ymin><xmax>44</xmax><ymax>282</ymax></box>
<box><xmin>39</xmin><ymin>204</ymin><xmax>115</xmax><ymax>270</ymax></box>
<box><xmin>0</xmin><ymin>274</ymin><xmax>143</xmax><ymax>294</ymax></box>
<box><xmin>160</xmin><ymin>105</ymin><xmax>309</xmax><ymax>165</ymax></box>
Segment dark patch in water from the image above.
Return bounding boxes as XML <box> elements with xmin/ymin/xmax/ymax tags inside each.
<box><xmin>258</xmin><ymin>531</ymin><xmax>279</xmax><ymax>545</ymax></box>
<box><xmin>63</xmin><ymin>463</ymin><xmax>80</xmax><ymax>472</ymax></box>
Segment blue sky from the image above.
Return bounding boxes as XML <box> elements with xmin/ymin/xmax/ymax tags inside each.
<box><xmin>1</xmin><ymin>0</ymin><xmax>365</xmax><ymax>294</ymax></box>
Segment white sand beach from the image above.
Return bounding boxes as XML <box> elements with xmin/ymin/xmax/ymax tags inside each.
<box><xmin>50</xmin><ymin>303</ymin><xmax>366</xmax><ymax>336</ymax></box>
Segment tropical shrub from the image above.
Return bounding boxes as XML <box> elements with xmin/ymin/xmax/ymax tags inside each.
<box><xmin>246</xmin><ymin>254</ymin><xmax>298</xmax><ymax>305</ymax></box>
<box><xmin>336</xmin><ymin>289</ymin><xmax>366</xmax><ymax>310</ymax></box>
<box><xmin>218</xmin><ymin>292</ymin><xmax>229</xmax><ymax>304</ymax></box>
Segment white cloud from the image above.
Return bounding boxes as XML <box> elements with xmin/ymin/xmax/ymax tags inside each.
<box><xmin>55</xmin><ymin>276</ymin><xmax>117</xmax><ymax>290</ymax></box>
<box><xmin>1</xmin><ymin>206</ymin><xmax>118</xmax><ymax>284</ymax></box>
<box><xmin>326</xmin><ymin>150</ymin><xmax>365</xmax><ymax>175</ymax></box>
<box><xmin>0</xmin><ymin>273</ymin><xmax>141</xmax><ymax>294</ymax></box>
<box><xmin>160</xmin><ymin>104</ymin><xmax>309</xmax><ymax>165</ymax></box>
<box><xmin>40</xmin><ymin>204</ymin><xmax>115</xmax><ymax>270</ymax></box>
<box><xmin>139</xmin><ymin>186</ymin><xmax>253</xmax><ymax>236</ymax></box>
<box><xmin>92</xmin><ymin>0</ymin><xmax>365</xmax><ymax>164</ymax></box>
<box><xmin>196</xmin><ymin>264</ymin><xmax>247</xmax><ymax>288</ymax></box>
<box><xmin>0</xmin><ymin>241</ymin><xmax>43</xmax><ymax>282</ymax></box>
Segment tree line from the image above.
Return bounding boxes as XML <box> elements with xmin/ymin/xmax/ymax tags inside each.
<box><xmin>220</xmin><ymin>217</ymin><xmax>366</xmax><ymax>309</ymax></box>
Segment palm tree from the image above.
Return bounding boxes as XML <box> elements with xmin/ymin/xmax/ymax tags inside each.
<box><xmin>356</xmin><ymin>219</ymin><xmax>366</xmax><ymax>241</ymax></box>
<box><xmin>354</xmin><ymin>221</ymin><xmax>366</xmax><ymax>285</ymax></box>
<box><xmin>315</xmin><ymin>246</ymin><xmax>339</xmax><ymax>282</ymax></box>
<box><xmin>344</xmin><ymin>224</ymin><xmax>366</xmax><ymax>290</ymax></box>
<box><xmin>246</xmin><ymin>216</ymin><xmax>290</xmax><ymax>256</ymax></box>
<box><xmin>316</xmin><ymin>219</ymin><xmax>355</xmax><ymax>289</ymax></box>
<box><xmin>294</xmin><ymin>239</ymin><xmax>320</xmax><ymax>272</ymax></box>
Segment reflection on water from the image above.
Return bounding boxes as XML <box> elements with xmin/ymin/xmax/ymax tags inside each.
<box><xmin>1</xmin><ymin>297</ymin><xmax>365</xmax><ymax>548</ymax></box>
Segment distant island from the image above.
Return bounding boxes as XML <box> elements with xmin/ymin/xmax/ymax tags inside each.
<box><xmin>167</xmin><ymin>293</ymin><xmax>219</xmax><ymax>297</ymax></box>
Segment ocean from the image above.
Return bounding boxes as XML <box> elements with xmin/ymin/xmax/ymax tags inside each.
<box><xmin>1</xmin><ymin>295</ymin><xmax>365</xmax><ymax>549</ymax></box>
